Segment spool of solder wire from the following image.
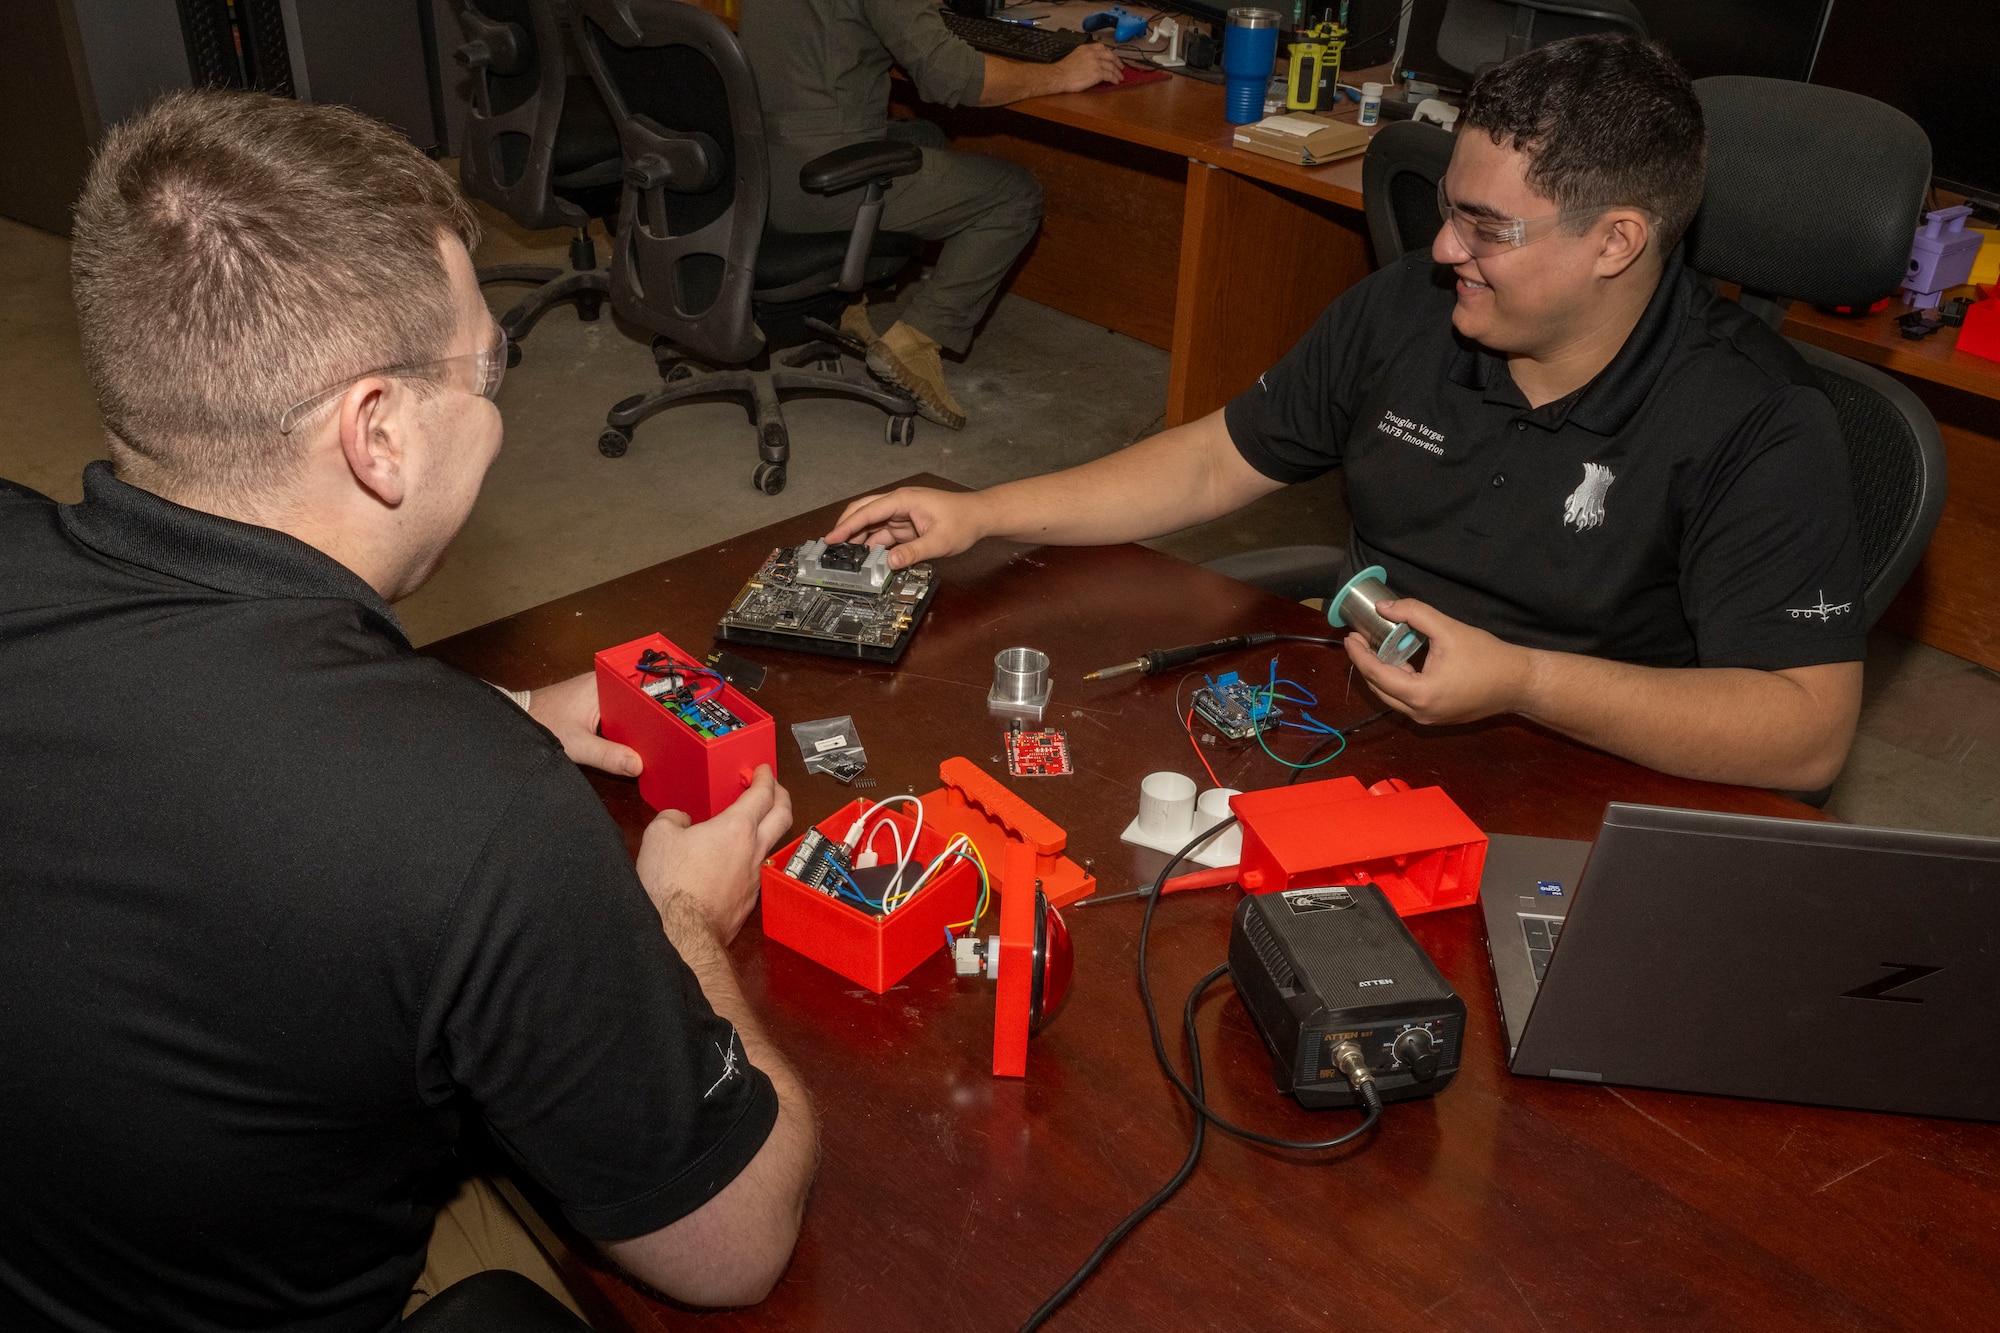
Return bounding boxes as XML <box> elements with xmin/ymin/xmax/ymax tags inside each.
<box><xmin>1328</xmin><ymin>565</ymin><xmax>1425</xmax><ymax>667</ymax></box>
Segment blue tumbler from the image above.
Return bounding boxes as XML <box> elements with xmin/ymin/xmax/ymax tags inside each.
<box><xmin>1222</xmin><ymin>7</ymin><xmax>1281</xmax><ymax>126</ymax></box>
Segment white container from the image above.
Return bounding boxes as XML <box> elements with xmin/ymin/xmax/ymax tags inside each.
<box><xmin>1358</xmin><ymin>81</ymin><xmax>1383</xmax><ymax>126</ymax></box>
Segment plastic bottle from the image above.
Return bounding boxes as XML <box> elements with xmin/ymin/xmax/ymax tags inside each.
<box><xmin>1358</xmin><ymin>81</ymin><xmax>1383</xmax><ymax>126</ymax></box>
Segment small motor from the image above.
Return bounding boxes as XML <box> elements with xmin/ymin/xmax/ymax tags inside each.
<box><xmin>953</xmin><ymin>889</ymin><xmax>1074</xmax><ymax>1033</ymax></box>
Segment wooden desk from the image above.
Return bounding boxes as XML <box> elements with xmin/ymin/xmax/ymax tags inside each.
<box><xmin>427</xmin><ymin>477</ymin><xmax>2000</xmax><ymax>1332</ymax></box>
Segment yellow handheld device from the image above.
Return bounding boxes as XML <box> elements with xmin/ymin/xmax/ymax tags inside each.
<box><xmin>1285</xmin><ymin>19</ymin><xmax>1345</xmax><ymax>112</ymax></box>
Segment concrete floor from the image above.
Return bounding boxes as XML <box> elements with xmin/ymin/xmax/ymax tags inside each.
<box><xmin>4</xmin><ymin>209</ymin><xmax>1995</xmax><ymax>837</ymax></box>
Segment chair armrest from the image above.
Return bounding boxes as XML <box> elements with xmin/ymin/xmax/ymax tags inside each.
<box><xmin>800</xmin><ymin>140</ymin><xmax>924</xmax><ymax>195</ymax></box>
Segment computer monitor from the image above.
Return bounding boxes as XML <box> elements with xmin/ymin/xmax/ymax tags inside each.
<box><xmin>1631</xmin><ymin>0</ymin><xmax>1831</xmax><ymax>81</ymax></box>
<box><xmin>1810</xmin><ymin>0</ymin><xmax>2000</xmax><ymax>209</ymax></box>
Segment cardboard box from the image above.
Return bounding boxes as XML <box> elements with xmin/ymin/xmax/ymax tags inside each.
<box><xmin>1231</xmin><ymin>113</ymin><xmax>1370</xmax><ymax>167</ymax></box>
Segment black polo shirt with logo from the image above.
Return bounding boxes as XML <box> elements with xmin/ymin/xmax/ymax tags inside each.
<box><xmin>0</xmin><ymin>466</ymin><xmax>778</xmax><ymax>1333</ymax></box>
<box><xmin>1225</xmin><ymin>250</ymin><xmax>1866</xmax><ymax>670</ymax></box>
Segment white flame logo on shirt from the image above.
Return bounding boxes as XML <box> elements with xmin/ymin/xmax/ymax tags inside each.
<box><xmin>1563</xmin><ymin>463</ymin><xmax>1615</xmax><ymax>532</ymax></box>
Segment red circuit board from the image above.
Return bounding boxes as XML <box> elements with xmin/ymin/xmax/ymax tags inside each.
<box><xmin>1005</xmin><ymin>727</ymin><xmax>1073</xmax><ymax>777</ymax></box>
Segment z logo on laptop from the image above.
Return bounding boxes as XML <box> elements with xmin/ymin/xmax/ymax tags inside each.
<box><xmin>1840</xmin><ymin>962</ymin><xmax>1944</xmax><ymax>1004</ymax></box>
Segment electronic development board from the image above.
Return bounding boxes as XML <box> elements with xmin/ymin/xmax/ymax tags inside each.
<box><xmin>716</xmin><ymin>544</ymin><xmax>938</xmax><ymax>664</ymax></box>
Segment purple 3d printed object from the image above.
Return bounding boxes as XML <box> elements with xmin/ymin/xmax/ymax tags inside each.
<box><xmin>1904</xmin><ymin>205</ymin><xmax>1983</xmax><ymax>310</ymax></box>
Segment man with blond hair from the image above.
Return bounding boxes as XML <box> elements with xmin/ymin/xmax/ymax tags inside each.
<box><xmin>0</xmin><ymin>90</ymin><xmax>814</xmax><ymax>1330</ymax></box>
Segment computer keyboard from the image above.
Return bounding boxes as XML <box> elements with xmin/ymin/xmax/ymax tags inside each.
<box><xmin>1521</xmin><ymin>915</ymin><xmax>1564</xmax><ymax>984</ymax></box>
<box><xmin>940</xmin><ymin>9</ymin><xmax>1094</xmax><ymax>63</ymax></box>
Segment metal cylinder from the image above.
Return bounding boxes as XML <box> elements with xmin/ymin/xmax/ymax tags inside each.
<box><xmin>1329</xmin><ymin>566</ymin><xmax>1426</xmax><ymax>667</ymax></box>
<box><xmin>989</xmin><ymin>647</ymin><xmax>1053</xmax><ymax>717</ymax></box>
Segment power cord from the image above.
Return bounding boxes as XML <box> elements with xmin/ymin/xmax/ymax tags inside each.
<box><xmin>1019</xmin><ymin>818</ymin><xmax>1381</xmax><ymax>1330</ymax></box>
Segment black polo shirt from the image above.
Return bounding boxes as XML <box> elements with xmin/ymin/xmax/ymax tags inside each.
<box><xmin>0</xmin><ymin>466</ymin><xmax>777</xmax><ymax>1333</ymax></box>
<box><xmin>1225</xmin><ymin>250</ymin><xmax>1866</xmax><ymax>670</ymax></box>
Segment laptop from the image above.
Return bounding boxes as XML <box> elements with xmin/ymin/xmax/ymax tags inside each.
<box><xmin>1480</xmin><ymin>803</ymin><xmax>2000</xmax><ymax>1121</ymax></box>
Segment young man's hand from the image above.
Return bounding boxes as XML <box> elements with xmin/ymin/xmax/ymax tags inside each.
<box><xmin>527</xmin><ymin>671</ymin><xmax>643</xmax><ymax>777</ymax></box>
<box><xmin>636</xmin><ymin>767</ymin><xmax>794</xmax><ymax>945</ymax></box>
<box><xmin>825</xmin><ymin>486</ymin><xmax>991</xmax><ymax>569</ymax></box>
<box><xmin>1343</xmin><ymin>597</ymin><xmax>1536</xmax><ymax>726</ymax></box>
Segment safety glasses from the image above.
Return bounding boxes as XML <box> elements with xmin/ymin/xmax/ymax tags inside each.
<box><xmin>1435</xmin><ymin>180</ymin><xmax>1617</xmax><ymax>258</ymax></box>
<box><xmin>278</xmin><ymin>325</ymin><xmax>509</xmax><ymax>435</ymax></box>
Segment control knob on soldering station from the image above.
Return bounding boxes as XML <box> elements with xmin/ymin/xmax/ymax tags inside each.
<box><xmin>1393</xmin><ymin>1026</ymin><xmax>1440</xmax><ymax>1082</ymax></box>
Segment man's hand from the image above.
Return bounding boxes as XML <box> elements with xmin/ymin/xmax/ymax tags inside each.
<box><xmin>1344</xmin><ymin>597</ymin><xmax>1534</xmax><ymax>726</ymax></box>
<box><xmin>1050</xmin><ymin>43</ymin><xmax>1126</xmax><ymax>93</ymax></box>
<box><xmin>825</xmin><ymin>486</ymin><xmax>990</xmax><ymax>569</ymax></box>
<box><xmin>976</xmin><ymin>44</ymin><xmax>1126</xmax><ymax>105</ymax></box>
<box><xmin>636</xmin><ymin>767</ymin><xmax>793</xmax><ymax>945</ymax></box>
<box><xmin>527</xmin><ymin>671</ymin><xmax>642</xmax><ymax>777</ymax></box>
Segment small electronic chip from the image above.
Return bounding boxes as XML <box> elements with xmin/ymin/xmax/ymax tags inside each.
<box><xmin>1191</xmin><ymin>671</ymin><xmax>1281</xmax><ymax>741</ymax></box>
<box><xmin>1005</xmin><ymin>721</ymin><xmax>1074</xmax><ymax>777</ymax></box>
<box><xmin>783</xmin><ymin>828</ymin><xmax>870</xmax><ymax>907</ymax></box>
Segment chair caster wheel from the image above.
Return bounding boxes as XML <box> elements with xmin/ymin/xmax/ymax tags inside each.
<box><xmin>886</xmin><ymin>414</ymin><xmax>917</xmax><ymax>447</ymax></box>
<box><xmin>598</xmin><ymin>428</ymin><xmax>631</xmax><ymax>458</ymax></box>
<box><xmin>577</xmin><ymin>293</ymin><xmax>604</xmax><ymax>322</ymax></box>
<box><xmin>753</xmin><ymin>462</ymin><xmax>787</xmax><ymax>495</ymax></box>
<box><xmin>660</xmin><ymin>361</ymin><xmax>693</xmax><ymax>383</ymax></box>
<box><xmin>506</xmin><ymin>341</ymin><xmax>523</xmax><ymax>369</ymax></box>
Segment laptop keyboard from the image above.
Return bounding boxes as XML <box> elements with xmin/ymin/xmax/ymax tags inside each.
<box><xmin>1521</xmin><ymin>915</ymin><xmax>1564</xmax><ymax>984</ymax></box>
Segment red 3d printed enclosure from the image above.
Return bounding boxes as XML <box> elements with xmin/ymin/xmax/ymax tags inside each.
<box><xmin>595</xmin><ymin>632</ymin><xmax>776</xmax><ymax>821</ymax></box>
<box><xmin>1229</xmin><ymin>775</ymin><xmax>1487</xmax><ymax>916</ymax></box>
<box><xmin>761</xmin><ymin>799</ymin><xmax>981</xmax><ymax>994</ymax></box>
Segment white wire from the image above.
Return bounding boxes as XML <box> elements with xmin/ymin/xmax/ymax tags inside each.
<box><xmin>850</xmin><ymin>794</ymin><xmax>924</xmax><ymax>905</ymax></box>
<box><xmin>864</xmin><ymin>818</ymin><xmax>904</xmax><ymax>874</ymax></box>
<box><xmin>892</xmin><ymin>833</ymin><xmax>971</xmax><ymax>913</ymax></box>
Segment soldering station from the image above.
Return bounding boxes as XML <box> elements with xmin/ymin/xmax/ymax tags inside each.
<box><xmin>594</xmin><ymin>543</ymin><xmax>1477</xmax><ymax>1328</ymax></box>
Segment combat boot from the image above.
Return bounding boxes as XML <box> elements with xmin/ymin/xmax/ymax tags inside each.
<box><xmin>866</xmin><ymin>321</ymin><xmax>966</xmax><ymax>430</ymax></box>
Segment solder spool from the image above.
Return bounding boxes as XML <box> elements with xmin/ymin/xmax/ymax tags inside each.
<box><xmin>988</xmin><ymin>646</ymin><xmax>1053</xmax><ymax>719</ymax></box>
<box><xmin>1329</xmin><ymin>565</ymin><xmax>1425</xmax><ymax>666</ymax></box>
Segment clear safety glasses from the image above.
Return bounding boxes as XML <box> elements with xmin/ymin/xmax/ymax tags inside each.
<box><xmin>1435</xmin><ymin>180</ymin><xmax>1617</xmax><ymax>258</ymax></box>
<box><xmin>278</xmin><ymin>326</ymin><xmax>509</xmax><ymax>435</ymax></box>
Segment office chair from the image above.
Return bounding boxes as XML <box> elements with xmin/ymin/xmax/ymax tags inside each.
<box><xmin>1683</xmin><ymin>75</ymin><xmax>1945</xmax><ymax>628</ymax></box>
<box><xmin>1217</xmin><ymin>84</ymin><xmax>1946</xmax><ymax>637</ymax></box>
<box><xmin>454</xmin><ymin>0</ymin><xmax>622</xmax><ymax>365</ymax></box>
<box><xmin>1361</xmin><ymin>120</ymin><xmax>1456</xmax><ymax>265</ymax></box>
<box><xmin>572</xmin><ymin>0</ymin><xmax>921</xmax><ymax>495</ymax></box>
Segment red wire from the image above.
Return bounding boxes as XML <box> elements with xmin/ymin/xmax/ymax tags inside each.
<box><xmin>1183</xmin><ymin>707</ymin><xmax>1223</xmax><ymax>788</ymax></box>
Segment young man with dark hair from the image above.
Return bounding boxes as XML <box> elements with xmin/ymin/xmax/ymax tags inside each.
<box><xmin>823</xmin><ymin>34</ymin><xmax>1866</xmax><ymax>792</ymax></box>
<box><xmin>0</xmin><ymin>90</ymin><xmax>815</xmax><ymax>1330</ymax></box>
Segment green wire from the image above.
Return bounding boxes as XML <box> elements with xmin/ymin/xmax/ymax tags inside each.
<box><xmin>1255</xmin><ymin>719</ymin><xmax>1347</xmax><ymax>770</ymax></box>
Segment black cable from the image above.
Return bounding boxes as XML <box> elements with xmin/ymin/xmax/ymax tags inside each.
<box><xmin>1020</xmin><ymin>819</ymin><xmax>1379</xmax><ymax>1329</ymax></box>
<box><xmin>1286</xmin><ymin>707</ymin><xmax>1393</xmax><ymax>784</ymax></box>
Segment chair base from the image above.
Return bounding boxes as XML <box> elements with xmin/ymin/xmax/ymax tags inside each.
<box><xmin>596</xmin><ymin>339</ymin><xmax>918</xmax><ymax>496</ymax></box>
<box><xmin>475</xmin><ymin>228</ymin><xmax>611</xmax><ymax>366</ymax></box>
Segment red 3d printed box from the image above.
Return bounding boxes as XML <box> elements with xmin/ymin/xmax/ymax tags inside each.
<box><xmin>761</xmin><ymin>799</ymin><xmax>981</xmax><ymax>993</ymax></box>
<box><xmin>595</xmin><ymin>633</ymin><xmax>776</xmax><ymax>821</ymax></box>
<box><xmin>1230</xmin><ymin>775</ymin><xmax>1487</xmax><ymax>917</ymax></box>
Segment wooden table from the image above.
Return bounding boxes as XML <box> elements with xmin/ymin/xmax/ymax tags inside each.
<box><xmin>426</xmin><ymin>478</ymin><xmax>2000</xmax><ymax>1332</ymax></box>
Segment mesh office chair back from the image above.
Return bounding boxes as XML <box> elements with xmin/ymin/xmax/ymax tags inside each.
<box><xmin>456</xmin><ymin>0</ymin><xmax>621</xmax><ymax>234</ymax></box>
<box><xmin>572</xmin><ymin>0</ymin><xmax>766</xmax><ymax>365</ymax></box>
